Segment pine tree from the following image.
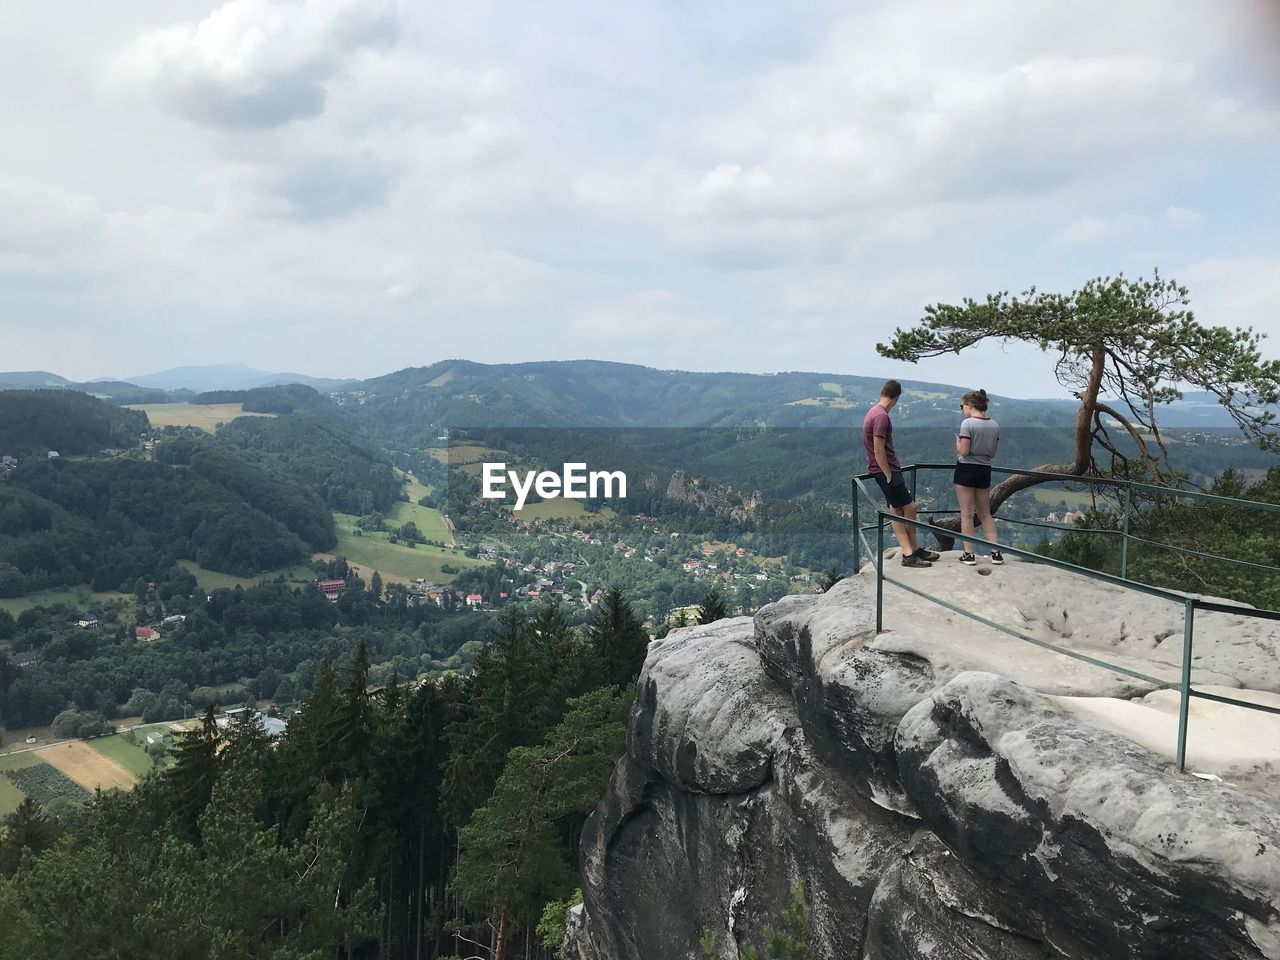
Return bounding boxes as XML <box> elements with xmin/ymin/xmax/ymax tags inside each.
<box><xmin>166</xmin><ymin>703</ymin><xmax>221</xmax><ymax>842</ymax></box>
<box><xmin>697</xmin><ymin>588</ymin><xmax>729</xmax><ymax>624</ymax></box>
<box><xmin>369</xmin><ymin>570</ymin><xmax>383</xmax><ymax>602</ymax></box>
<box><xmin>452</xmin><ymin>688</ymin><xmax>629</xmax><ymax>960</ymax></box>
<box><xmin>586</xmin><ymin>586</ymin><xmax>649</xmax><ymax>690</ymax></box>
<box><xmin>0</xmin><ymin>798</ymin><xmax>58</xmax><ymax>876</ymax></box>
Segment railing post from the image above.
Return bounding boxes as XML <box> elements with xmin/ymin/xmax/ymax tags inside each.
<box><xmin>1176</xmin><ymin>599</ymin><xmax>1195</xmax><ymax>771</ymax></box>
<box><xmin>909</xmin><ymin>465</ymin><xmax>918</xmax><ymax>500</ymax></box>
<box><xmin>1120</xmin><ymin>483</ymin><xmax>1132</xmax><ymax>579</ymax></box>
<box><xmin>852</xmin><ymin>478</ymin><xmax>860</xmax><ymax>569</ymax></box>
<box><xmin>875</xmin><ymin>511</ymin><xmax>885</xmax><ymax>633</ymax></box>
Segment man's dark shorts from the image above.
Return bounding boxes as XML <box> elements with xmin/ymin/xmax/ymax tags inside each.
<box><xmin>873</xmin><ymin>470</ymin><xmax>914</xmax><ymax>509</ymax></box>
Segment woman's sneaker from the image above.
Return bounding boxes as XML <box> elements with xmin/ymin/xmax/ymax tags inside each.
<box><xmin>990</xmin><ymin>551</ymin><xmax>1005</xmax><ymax>565</ymax></box>
<box><xmin>958</xmin><ymin>552</ymin><xmax>977</xmax><ymax>565</ymax></box>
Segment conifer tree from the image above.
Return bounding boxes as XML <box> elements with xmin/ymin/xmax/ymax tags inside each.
<box><xmin>697</xmin><ymin>588</ymin><xmax>729</xmax><ymax>624</ymax></box>
<box><xmin>0</xmin><ymin>798</ymin><xmax>58</xmax><ymax>877</ymax></box>
<box><xmin>878</xmin><ymin>273</ymin><xmax>1280</xmax><ymax>526</ymax></box>
<box><xmin>167</xmin><ymin>702</ymin><xmax>221</xmax><ymax>842</ymax></box>
<box><xmin>585</xmin><ymin>586</ymin><xmax>650</xmax><ymax>691</ymax></box>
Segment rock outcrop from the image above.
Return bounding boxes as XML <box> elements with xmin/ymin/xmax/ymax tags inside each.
<box><xmin>568</xmin><ymin>558</ymin><xmax>1280</xmax><ymax>960</ymax></box>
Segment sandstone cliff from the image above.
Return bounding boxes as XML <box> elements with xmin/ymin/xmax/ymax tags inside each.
<box><xmin>566</xmin><ymin>557</ymin><xmax>1280</xmax><ymax>960</ymax></box>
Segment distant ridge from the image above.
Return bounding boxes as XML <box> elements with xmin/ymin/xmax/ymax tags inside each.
<box><xmin>124</xmin><ymin>363</ymin><xmax>351</xmax><ymax>392</ymax></box>
<box><xmin>0</xmin><ymin>370</ymin><xmax>73</xmax><ymax>389</ymax></box>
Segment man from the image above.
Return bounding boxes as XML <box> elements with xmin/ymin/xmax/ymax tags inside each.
<box><xmin>862</xmin><ymin>380</ymin><xmax>938</xmax><ymax>568</ymax></box>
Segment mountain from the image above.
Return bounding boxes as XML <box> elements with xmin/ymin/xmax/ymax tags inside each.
<box><xmin>1027</xmin><ymin>390</ymin><xmax>1280</xmax><ymax>429</ymax></box>
<box><xmin>345</xmin><ymin>359</ymin><xmax>1077</xmax><ymax>434</ymax></box>
<box><xmin>0</xmin><ymin>371</ymin><xmax>73</xmax><ymax>389</ymax></box>
<box><xmin>125</xmin><ymin>363</ymin><xmax>351</xmax><ymax>392</ymax></box>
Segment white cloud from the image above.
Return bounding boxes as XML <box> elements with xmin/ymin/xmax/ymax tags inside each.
<box><xmin>1165</xmin><ymin>206</ymin><xmax>1205</xmax><ymax>228</ymax></box>
<box><xmin>110</xmin><ymin>0</ymin><xmax>401</xmax><ymax>129</ymax></box>
<box><xmin>1</xmin><ymin>1</ymin><xmax>1278</xmax><ymax>387</ymax></box>
<box><xmin>581</xmin><ymin>2</ymin><xmax>1279</xmax><ymax>270</ymax></box>
<box><xmin>1182</xmin><ymin>256</ymin><xmax>1280</xmax><ymax>343</ymax></box>
<box><xmin>1052</xmin><ymin>213</ymin><xmax>1150</xmax><ymax>247</ymax></box>
<box><xmin>571</xmin><ymin>291</ymin><xmax>727</xmax><ymax>344</ymax></box>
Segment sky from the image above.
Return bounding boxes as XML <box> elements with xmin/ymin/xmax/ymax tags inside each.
<box><xmin>2</xmin><ymin>0</ymin><xmax>1280</xmax><ymax>395</ymax></box>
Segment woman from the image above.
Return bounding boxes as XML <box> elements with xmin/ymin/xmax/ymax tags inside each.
<box><xmin>954</xmin><ymin>389</ymin><xmax>1003</xmax><ymax>565</ymax></box>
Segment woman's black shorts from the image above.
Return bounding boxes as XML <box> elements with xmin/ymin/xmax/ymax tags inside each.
<box><xmin>953</xmin><ymin>462</ymin><xmax>992</xmax><ymax>489</ymax></box>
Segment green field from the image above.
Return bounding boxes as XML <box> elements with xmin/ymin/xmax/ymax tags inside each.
<box><xmin>331</xmin><ymin>515</ymin><xmax>488</xmax><ymax>583</ymax></box>
<box><xmin>385</xmin><ymin>499</ymin><xmax>452</xmax><ymax>544</ymax></box>
<box><xmin>515</xmin><ymin>498</ymin><xmax>617</xmax><ymax>522</ymax></box>
<box><xmin>0</xmin><ymin>751</ymin><xmax>41</xmax><ymax>817</ymax></box>
<box><xmin>124</xmin><ymin>402</ymin><xmax>275</xmax><ymax>432</ymax></box>
<box><xmin>0</xmin><ymin>563</ymin><xmax>315</xmax><ymax>615</ymax></box>
<box><xmin>0</xmin><ymin>587</ymin><xmax>132</xmax><ymax>616</ymax></box>
<box><xmin>87</xmin><ymin>734</ymin><xmax>156</xmax><ymax>779</ymax></box>
<box><xmin>4</xmin><ymin>763</ymin><xmax>92</xmax><ymax>806</ymax></box>
<box><xmin>0</xmin><ymin>751</ymin><xmax>40</xmax><ymax>773</ymax></box>
<box><xmin>0</xmin><ymin>777</ymin><xmax>25</xmax><ymax>817</ymax></box>
<box><xmin>178</xmin><ymin>560</ymin><xmax>316</xmax><ymax>592</ymax></box>
<box><xmin>428</xmin><ymin>444</ymin><xmax>503</xmax><ymax>465</ymax></box>
<box><xmin>1028</xmin><ymin>487</ymin><xmax>1097</xmax><ymax>510</ymax></box>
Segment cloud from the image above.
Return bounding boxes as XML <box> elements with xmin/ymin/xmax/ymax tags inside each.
<box><xmin>1182</xmin><ymin>256</ymin><xmax>1280</xmax><ymax>342</ymax></box>
<box><xmin>570</xmin><ymin>291</ymin><xmax>727</xmax><ymax>343</ymax></box>
<box><xmin>579</xmin><ymin>2</ymin><xmax>1279</xmax><ymax>270</ymax></box>
<box><xmin>1052</xmin><ymin>213</ymin><xmax>1149</xmax><ymax>247</ymax></box>
<box><xmin>111</xmin><ymin>0</ymin><xmax>401</xmax><ymax>129</ymax></box>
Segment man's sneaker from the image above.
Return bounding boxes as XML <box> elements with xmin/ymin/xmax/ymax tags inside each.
<box><xmin>990</xmin><ymin>551</ymin><xmax>1005</xmax><ymax>565</ymax></box>
<box><xmin>917</xmin><ymin>548</ymin><xmax>941</xmax><ymax>562</ymax></box>
<box><xmin>901</xmin><ymin>552</ymin><xmax>932</xmax><ymax>568</ymax></box>
<box><xmin>958</xmin><ymin>552</ymin><xmax>977</xmax><ymax>565</ymax></box>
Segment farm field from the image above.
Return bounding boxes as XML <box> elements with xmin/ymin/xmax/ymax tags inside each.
<box><xmin>87</xmin><ymin>733</ymin><xmax>155</xmax><ymax>779</ymax></box>
<box><xmin>37</xmin><ymin>740</ymin><xmax>137</xmax><ymax>793</ymax></box>
<box><xmin>427</xmin><ymin>444</ymin><xmax>503</xmax><ymax>465</ymax></box>
<box><xmin>386</xmin><ymin>499</ymin><xmax>452</xmax><ymax>544</ymax></box>
<box><xmin>328</xmin><ymin>516</ymin><xmax>488</xmax><ymax>584</ymax></box>
<box><xmin>0</xmin><ymin>587</ymin><xmax>131</xmax><ymax>615</ymax></box>
<box><xmin>124</xmin><ymin>402</ymin><xmax>275</xmax><ymax>432</ymax></box>
<box><xmin>516</xmin><ymin>497</ymin><xmax>616</xmax><ymax>522</ymax></box>
<box><xmin>4</xmin><ymin>762</ymin><xmax>92</xmax><ymax>807</ymax></box>
<box><xmin>0</xmin><ymin>750</ymin><xmax>40</xmax><ymax>774</ymax></box>
<box><xmin>401</xmin><ymin>472</ymin><xmax>433</xmax><ymax>499</ymax></box>
<box><xmin>178</xmin><ymin>559</ymin><xmax>316</xmax><ymax>592</ymax></box>
<box><xmin>1028</xmin><ymin>487</ymin><xmax>1098</xmax><ymax>510</ymax></box>
<box><xmin>0</xmin><ymin>777</ymin><xmax>25</xmax><ymax>817</ymax></box>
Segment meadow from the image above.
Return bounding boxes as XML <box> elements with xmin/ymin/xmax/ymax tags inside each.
<box><xmin>124</xmin><ymin>402</ymin><xmax>275</xmax><ymax>432</ymax></box>
<box><xmin>515</xmin><ymin>497</ymin><xmax>616</xmax><ymax>522</ymax></box>
<box><xmin>87</xmin><ymin>733</ymin><xmax>158</xmax><ymax>779</ymax></box>
<box><xmin>329</xmin><ymin>514</ymin><xmax>488</xmax><ymax>584</ymax></box>
<box><xmin>178</xmin><ymin>559</ymin><xmax>317</xmax><ymax>592</ymax></box>
<box><xmin>0</xmin><ymin>587</ymin><xmax>131</xmax><ymax>616</ymax></box>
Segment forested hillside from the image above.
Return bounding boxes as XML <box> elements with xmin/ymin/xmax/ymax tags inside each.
<box><xmin>191</xmin><ymin>383</ymin><xmax>326</xmax><ymax>414</ymax></box>
<box><xmin>1</xmin><ymin>451</ymin><xmax>331</xmax><ymax>596</ymax></box>
<box><xmin>218</xmin><ymin>411</ymin><xmax>403</xmax><ymax>514</ymax></box>
<box><xmin>0</xmin><ymin>563</ymin><xmax>491</xmax><ymax>727</ymax></box>
<box><xmin>0</xmin><ymin>591</ymin><xmax>651</xmax><ymax>960</ymax></box>
<box><xmin>345</xmin><ymin>360</ymin><xmax>1076</xmax><ymax>447</ymax></box>
<box><xmin>0</xmin><ymin>390</ymin><xmax>147</xmax><ymax>454</ymax></box>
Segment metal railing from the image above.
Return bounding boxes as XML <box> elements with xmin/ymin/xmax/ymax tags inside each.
<box><xmin>851</xmin><ymin>463</ymin><xmax>1280</xmax><ymax>771</ymax></box>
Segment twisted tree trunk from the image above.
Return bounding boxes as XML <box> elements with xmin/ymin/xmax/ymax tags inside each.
<box><xmin>930</xmin><ymin>343</ymin><xmax>1105</xmax><ymax>550</ymax></box>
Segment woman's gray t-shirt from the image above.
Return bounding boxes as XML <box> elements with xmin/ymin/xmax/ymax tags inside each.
<box><xmin>958</xmin><ymin>416</ymin><xmax>1000</xmax><ymax>465</ymax></box>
